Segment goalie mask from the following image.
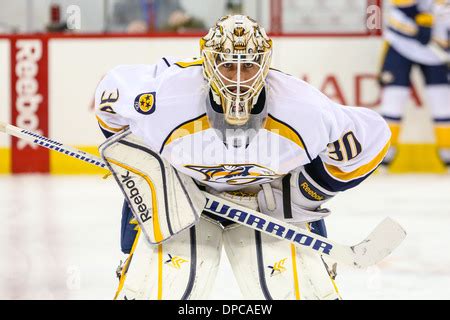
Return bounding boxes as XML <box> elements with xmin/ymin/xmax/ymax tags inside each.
<box><xmin>200</xmin><ymin>15</ymin><xmax>272</xmax><ymax>128</ymax></box>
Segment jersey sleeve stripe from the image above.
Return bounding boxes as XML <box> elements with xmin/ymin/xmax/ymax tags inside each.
<box><xmin>160</xmin><ymin>114</ymin><xmax>210</xmax><ymax>153</ymax></box>
<box><xmin>323</xmin><ymin>140</ymin><xmax>390</xmax><ymax>182</ymax></box>
<box><xmin>96</xmin><ymin>115</ymin><xmax>127</xmax><ymax>133</ymax></box>
<box><xmin>387</xmin><ymin>17</ymin><xmax>417</xmax><ymax>36</ymax></box>
<box><xmin>174</xmin><ymin>59</ymin><xmax>204</xmax><ymax>68</ymax></box>
<box><xmin>264</xmin><ymin>114</ymin><xmax>312</xmax><ymax>161</ymax></box>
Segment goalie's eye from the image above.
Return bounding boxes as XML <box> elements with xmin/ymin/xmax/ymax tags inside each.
<box><xmin>222</xmin><ymin>62</ymin><xmax>233</xmax><ymax>69</ymax></box>
<box><xmin>243</xmin><ymin>62</ymin><xmax>254</xmax><ymax>69</ymax></box>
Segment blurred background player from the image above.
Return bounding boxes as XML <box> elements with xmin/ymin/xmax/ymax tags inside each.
<box><xmin>378</xmin><ymin>0</ymin><xmax>450</xmax><ymax>167</ymax></box>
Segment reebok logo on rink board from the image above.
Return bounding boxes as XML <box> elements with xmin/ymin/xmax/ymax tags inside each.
<box><xmin>204</xmin><ymin>198</ymin><xmax>333</xmax><ymax>255</ymax></box>
<box><xmin>121</xmin><ymin>171</ymin><xmax>151</xmax><ymax>223</ymax></box>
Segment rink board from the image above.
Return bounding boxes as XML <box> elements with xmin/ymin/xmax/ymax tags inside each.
<box><xmin>0</xmin><ymin>40</ymin><xmax>10</xmax><ymax>174</ymax></box>
<box><xmin>0</xmin><ymin>35</ymin><xmax>445</xmax><ymax>174</ymax></box>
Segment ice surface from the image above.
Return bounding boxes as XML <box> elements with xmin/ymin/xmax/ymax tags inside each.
<box><xmin>0</xmin><ymin>173</ymin><xmax>449</xmax><ymax>300</ymax></box>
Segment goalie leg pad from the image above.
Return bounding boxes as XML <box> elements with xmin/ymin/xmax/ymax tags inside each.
<box><xmin>100</xmin><ymin>129</ymin><xmax>206</xmax><ymax>244</ymax></box>
<box><xmin>115</xmin><ymin>215</ymin><xmax>223</xmax><ymax>300</ymax></box>
<box><xmin>223</xmin><ymin>222</ymin><xmax>340</xmax><ymax>300</ymax></box>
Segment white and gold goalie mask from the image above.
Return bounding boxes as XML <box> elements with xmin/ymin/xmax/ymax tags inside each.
<box><xmin>200</xmin><ymin>15</ymin><xmax>272</xmax><ymax>126</ymax></box>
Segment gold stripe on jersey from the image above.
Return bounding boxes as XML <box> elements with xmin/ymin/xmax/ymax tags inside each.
<box><xmin>390</xmin><ymin>0</ymin><xmax>416</xmax><ymax>7</ymax></box>
<box><xmin>264</xmin><ymin>115</ymin><xmax>306</xmax><ymax>151</ymax></box>
<box><xmin>96</xmin><ymin>115</ymin><xmax>127</xmax><ymax>133</ymax></box>
<box><xmin>162</xmin><ymin>114</ymin><xmax>210</xmax><ymax>150</ymax></box>
<box><xmin>324</xmin><ymin>141</ymin><xmax>390</xmax><ymax>181</ymax></box>
<box><xmin>388</xmin><ymin>17</ymin><xmax>417</xmax><ymax>36</ymax></box>
<box><xmin>175</xmin><ymin>58</ymin><xmax>203</xmax><ymax>68</ymax></box>
<box><xmin>106</xmin><ymin>158</ymin><xmax>164</xmax><ymax>243</ymax></box>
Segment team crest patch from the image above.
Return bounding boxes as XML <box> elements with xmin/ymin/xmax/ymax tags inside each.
<box><xmin>134</xmin><ymin>92</ymin><xmax>156</xmax><ymax>114</ymax></box>
<box><xmin>185</xmin><ymin>164</ymin><xmax>282</xmax><ymax>185</ymax></box>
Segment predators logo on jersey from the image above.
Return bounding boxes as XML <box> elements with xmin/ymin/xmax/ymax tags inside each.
<box><xmin>185</xmin><ymin>164</ymin><xmax>282</xmax><ymax>185</ymax></box>
<box><xmin>134</xmin><ymin>92</ymin><xmax>156</xmax><ymax>115</ymax></box>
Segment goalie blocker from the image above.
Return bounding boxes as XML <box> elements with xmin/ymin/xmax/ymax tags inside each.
<box><xmin>99</xmin><ymin>129</ymin><xmax>206</xmax><ymax>244</ymax></box>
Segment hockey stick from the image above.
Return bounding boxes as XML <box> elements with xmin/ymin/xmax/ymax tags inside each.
<box><xmin>428</xmin><ymin>41</ymin><xmax>450</xmax><ymax>63</ymax></box>
<box><xmin>0</xmin><ymin>121</ymin><xmax>406</xmax><ymax>269</ymax></box>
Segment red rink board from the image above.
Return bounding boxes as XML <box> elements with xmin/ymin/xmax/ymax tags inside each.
<box><xmin>10</xmin><ymin>38</ymin><xmax>49</xmax><ymax>173</ymax></box>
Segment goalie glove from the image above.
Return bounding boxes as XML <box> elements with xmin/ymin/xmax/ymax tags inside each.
<box><xmin>257</xmin><ymin>167</ymin><xmax>336</xmax><ymax>224</ymax></box>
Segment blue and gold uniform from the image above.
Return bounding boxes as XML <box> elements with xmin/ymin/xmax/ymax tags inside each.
<box><xmin>96</xmin><ymin>15</ymin><xmax>393</xmax><ymax>301</ymax></box>
<box><xmin>380</xmin><ymin>0</ymin><xmax>450</xmax><ymax>165</ymax></box>
<box><xmin>95</xmin><ymin>56</ymin><xmax>391</xmax><ymax>252</ymax></box>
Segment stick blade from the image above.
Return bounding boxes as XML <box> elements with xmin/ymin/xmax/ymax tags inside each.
<box><xmin>351</xmin><ymin>217</ymin><xmax>407</xmax><ymax>268</ymax></box>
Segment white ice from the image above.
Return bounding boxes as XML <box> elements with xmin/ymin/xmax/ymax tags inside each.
<box><xmin>0</xmin><ymin>173</ymin><xmax>449</xmax><ymax>300</ymax></box>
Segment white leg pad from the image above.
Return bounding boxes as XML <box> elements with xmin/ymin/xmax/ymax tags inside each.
<box><xmin>379</xmin><ymin>86</ymin><xmax>410</xmax><ymax>118</ymax></box>
<box><xmin>115</xmin><ymin>215</ymin><xmax>223</xmax><ymax>300</ymax></box>
<box><xmin>425</xmin><ymin>85</ymin><xmax>450</xmax><ymax>119</ymax></box>
<box><xmin>223</xmin><ymin>223</ymin><xmax>340</xmax><ymax>300</ymax></box>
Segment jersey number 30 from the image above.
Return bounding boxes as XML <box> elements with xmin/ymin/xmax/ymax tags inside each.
<box><xmin>328</xmin><ymin>131</ymin><xmax>362</xmax><ymax>162</ymax></box>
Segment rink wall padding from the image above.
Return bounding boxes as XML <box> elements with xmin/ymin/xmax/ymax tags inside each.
<box><xmin>10</xmin><ymin>37</ymin><xmax>49</xmax><ymax>173</ymax></box>
<box><xmin>0</xmin><ymin>34</ymin><xmax>445</xmax><ymax>174</ymax></box>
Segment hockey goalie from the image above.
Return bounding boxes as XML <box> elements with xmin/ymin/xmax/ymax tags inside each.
<box><xmin>94</xmin><ymin>15</ymin><xmax>391</xmax><ymax>300</ymax></box>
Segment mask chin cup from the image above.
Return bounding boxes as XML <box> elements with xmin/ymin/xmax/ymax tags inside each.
<box><xmin>206</xmin><ymin>94</ymin><xmax>267</xmax><ymax>148</ymax></box>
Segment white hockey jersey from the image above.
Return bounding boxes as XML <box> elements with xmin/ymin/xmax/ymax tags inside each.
<box><xmin>385</xmin><ymin>0</ymin><xmax>450</xmax><ymax>65</ymax></box>
<box><xmin>95</xmin><ymin>57</ymin><xmax>390</xmax><ymax>192</ymax></box>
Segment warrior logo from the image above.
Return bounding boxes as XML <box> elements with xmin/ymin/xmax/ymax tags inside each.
<box><xmin>185</xmin><ymin>163</ymin><xmax>281</xmax><ymax>185</ymax></box>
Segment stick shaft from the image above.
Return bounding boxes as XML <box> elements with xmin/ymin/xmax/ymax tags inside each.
<box><xmin>0</xmin><ymin>121</ymin><xmax>405</xmax><ymax>268</ymax></box>
<box><xmin>1</xmin><ymin>121</ymin><xmax>107</xmax><ymax>168</ymax></box>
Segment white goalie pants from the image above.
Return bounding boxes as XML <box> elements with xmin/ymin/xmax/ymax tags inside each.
<box><xmin>114</xmin><ymin>215</ymin><xmax>341</xmax><ymax>300</ymax></box>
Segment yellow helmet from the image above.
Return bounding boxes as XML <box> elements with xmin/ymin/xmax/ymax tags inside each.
<box><xmin>200</xmin><ymin>15</ymin><xmax>272</xmax><ymax>126</ymax></box>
